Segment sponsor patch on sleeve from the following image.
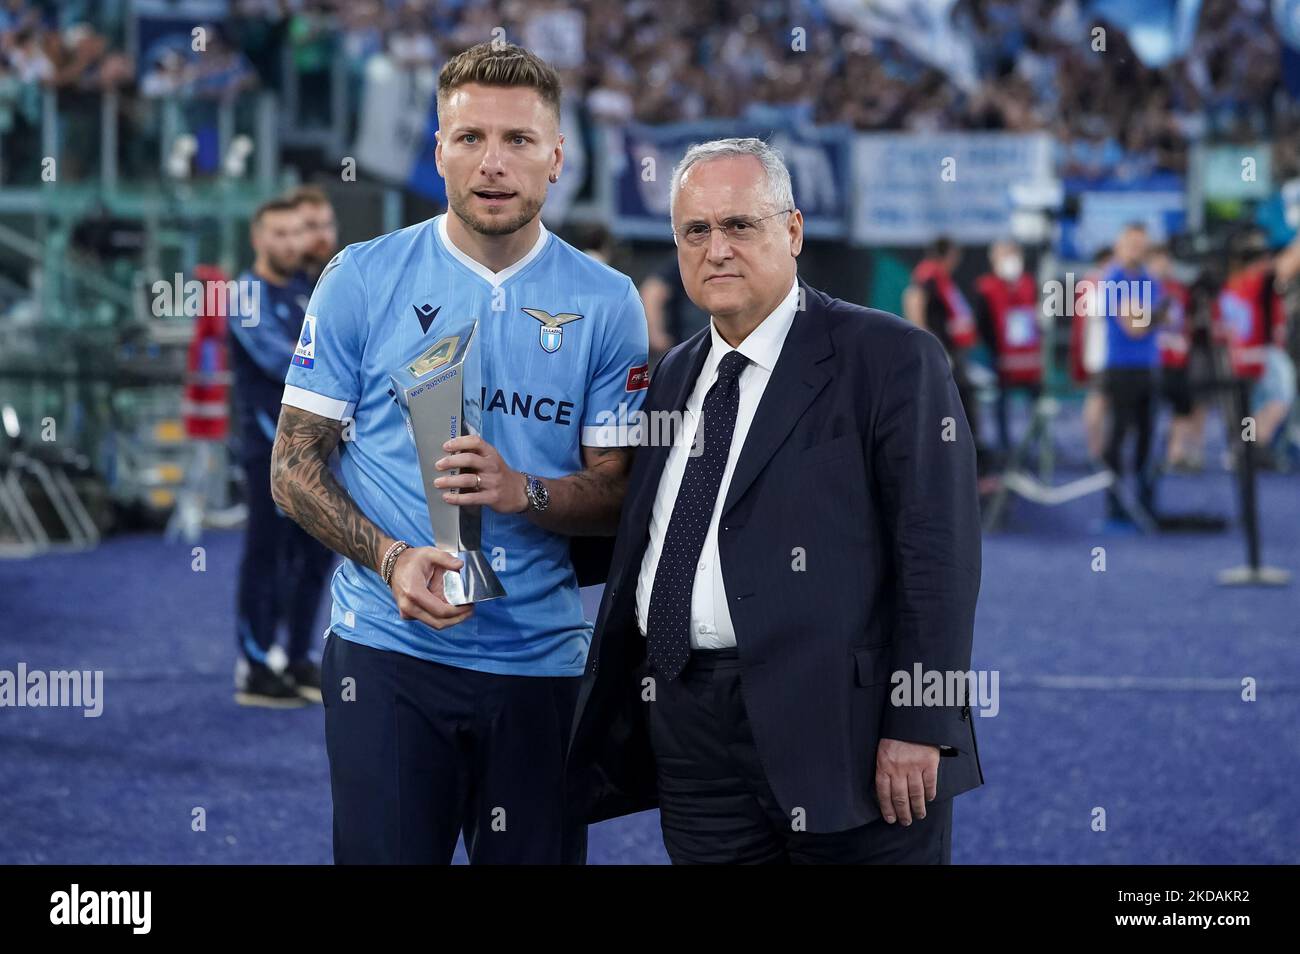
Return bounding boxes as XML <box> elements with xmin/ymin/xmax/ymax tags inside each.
<box><xmin>625</xmin><ymin>363</ymin><xmax>649</xmax><ymax>391</ymax></box>
<box><xmin>292</xmin><ymin>315</ymin><xmax>316</xmax><ymax>369</ymax></box>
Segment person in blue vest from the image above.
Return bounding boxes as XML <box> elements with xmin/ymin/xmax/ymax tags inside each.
<box><xmin>1099</xmin><ymin>222</ymin><xmax>1163</xmax><ymax>525</ymax></box>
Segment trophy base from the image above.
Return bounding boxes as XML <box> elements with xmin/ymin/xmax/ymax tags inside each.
<box><xmin>441</xmin><ymin>549</ymin><xmax>507</xmax><ymax>605</ymax></box>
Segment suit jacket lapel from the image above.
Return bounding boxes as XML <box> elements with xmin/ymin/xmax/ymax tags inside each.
<box><xmin>721</xmin><ymin>280</ymin><xmax>834</xmax><ymax>518</ymax></box>
<box><xmin>620</xmin><ymin>329</ymin><xmax>713</xmax><ymax>569</ymax></box>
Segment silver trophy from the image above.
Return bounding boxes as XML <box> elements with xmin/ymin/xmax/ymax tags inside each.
<box><xmin>390</xmin><ymin>319</ymin><xmax>506</xmax><ymax>606</ymax></box>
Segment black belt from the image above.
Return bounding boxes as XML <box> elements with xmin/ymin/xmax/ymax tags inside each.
<box><xmin>687</xmin><ymin>646</ymin><xmax>740</xmax><ymax>669</ymax></box>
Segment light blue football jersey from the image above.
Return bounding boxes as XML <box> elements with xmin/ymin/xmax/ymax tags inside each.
<box><xmin>282</xmin><ymin>215</ymin><xmax>649</xmax><ymax>676</ymax></box>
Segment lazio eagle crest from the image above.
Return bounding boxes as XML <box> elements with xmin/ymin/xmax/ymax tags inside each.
<box><xmin>522</xmin><ymin>308</ymin><xmax>584</xmax><ymax>353</ymax></box>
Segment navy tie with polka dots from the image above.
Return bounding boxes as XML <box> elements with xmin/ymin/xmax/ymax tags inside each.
<box><xmin>646</xmin><ymin>349</ymin><xmax>749</xmax><ymax>681</ymax></box>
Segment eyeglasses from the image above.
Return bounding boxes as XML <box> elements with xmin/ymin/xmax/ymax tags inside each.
<box><xmin>673</xmin><ymin>209</ymin><xmax>794</xmax><ymax>247</ymax></box>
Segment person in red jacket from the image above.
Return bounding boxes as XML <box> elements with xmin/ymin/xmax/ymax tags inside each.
<box><xmin>1216</xmin><ymin>233</ymin><xmax>1296</xmax><ymax>467</ymax></box>
<box><xmin>1147</xmin><ymin>246</ymin><xmax>1203</xmax><ymax>470</ymax></box>
<box><xmin>904</xmin><ymin>237</ymin><xmax>981</xmax><ymax>449</ymax></box>
<box><xmin>974</xmin><ymin>239</ymin><xmax>1041</xmax><ymax>454</ymax></box>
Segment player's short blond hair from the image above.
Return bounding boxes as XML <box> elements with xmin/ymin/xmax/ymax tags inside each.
<box><xmin>437</xmin><ymin>42</ymin><xmax>562</xmax><ymax>121</ymax></box>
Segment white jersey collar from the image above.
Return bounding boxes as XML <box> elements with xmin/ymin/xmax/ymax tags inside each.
<box><xmin>436</xmin><ymin>213</ymin><xmax>549</xmax><ymax>287</ymax></box>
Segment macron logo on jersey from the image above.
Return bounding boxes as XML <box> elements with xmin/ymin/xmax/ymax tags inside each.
<box><xmin>413</xmin><ymin>302</ymin><xmax>440</xmax><ymax>334</ymax></box>
<box><xmin>292</xmin><ymin>315</ymin><xmax>316</xmax><ymax>368</ymax></box>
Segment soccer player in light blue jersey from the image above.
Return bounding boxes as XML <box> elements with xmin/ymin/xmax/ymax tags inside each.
<box><xmin>270</xmin><ymin>42</ymin><xmax>649</xmax><ymax>864</ymax></box>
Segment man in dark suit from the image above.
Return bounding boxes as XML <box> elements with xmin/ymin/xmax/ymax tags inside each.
<box><xmin>568</xmin><ymin>138</ymin><xmax>983</xmax><ymax>864</ymax></box>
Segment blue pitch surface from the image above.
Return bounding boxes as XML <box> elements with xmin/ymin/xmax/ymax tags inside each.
<box><xmin>2</xmin><ymin>414</ymin><xmax>1298</xmax><ymax>864</ymax></box>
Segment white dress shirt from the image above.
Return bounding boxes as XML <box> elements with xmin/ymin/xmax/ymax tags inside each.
<box><xmin>636</xmin><ymin>279</ymin><xmax>800</xmax><ymax>649</ymax></box>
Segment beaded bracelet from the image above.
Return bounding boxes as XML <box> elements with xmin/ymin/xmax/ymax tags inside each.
<box><xmin>380</xmin><ymin>540</ymin><xmax>411</xmax><ymax>586</ymax></box>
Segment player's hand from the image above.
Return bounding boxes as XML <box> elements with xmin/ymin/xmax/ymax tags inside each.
<box><xmin>875</xmin><ymin>738</ymin><xmax>940</xmax><ymax>825</ymax></box>
<box><xmin>388</xmin><ymin>546</ymin><xmax>474</xmax><ymax>630</ymax></box>
<box><xmin>433</xmin><ymin>434</ymin><xmax>528</xmax><ymax>514</ymax></box>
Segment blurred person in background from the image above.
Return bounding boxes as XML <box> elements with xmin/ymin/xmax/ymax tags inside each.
<box><xmin>640</xmin><ymin>255</ymin><xmax>710</xmax><ymax>366</ymax></box>
<box><xmin>1148</xmin><ymin>246</ymin><xmax>1204</xmax><ymax>472</ymax></box>
<box><xmin>1073</xmin><ymin>245</ymin><xmax>1113</xmax><ymax>463</ymax></box>
<box><xmin>140</xmin><ymin>47</ymin><xmax>187</xmax><ymax>98</ymax></box>
<box><xmin>49</xmin><ymin>21</ymin><xmax>132</xmax><ymax>91</ymax></box>
<box><xmin>229</xmin><ymin>197</ymin><xmax>331</xmax><ymax>707</ymax></box>
<box><xmin>189</xmin><ymin>23</ymin><xmax>258</xmax><ymax>98</ymax></box>
<box><xmin>974</xmin><ymin>238</ymin><xmax>1042</xmax><ymax>455</ymax></box>
<box><xmin>288</xmin><ymin>0</ymin><xmax>334</xmax><ymax>124</ymax></box>
<box><xmin>388</xmin><ymin>0</ymin><xmax>437</xmax><ymax>71</ymax></box>
<box><xmin>1217</xmin><ymin>231</ymin><xmax>1297</xmax><ymax>471</ymax></box>
<box><xmin>905</xmin><ymin>236</ymin><xmax>982</xmax><ymax>454</ymax></box>
<box><xmin>288</xmin><ymin>183</ymin><xmax>338</xmax><ymax>281</ymax></box>
<box><xmin>228</xmin><ymin>0</ymin><xmax>293</xmax><ymax>92</ymax></box>
<box><xmin>1099</xmin><ymin>222</ymin><xmax>1161</xmax><ymax>524</ymax></box>
<box><xmin>1259</xmin><ymin>241</ymin><xmax>1299</xmax><ymax>469</ymax></box>
<box><xmin>1275</xmin><ymin>236</ymin><xmax>1300</xmax><ymax>465</ymax></box>
<box><xmin>2</xmin><ymin>23</ymin><xmax>53</xmax><ymax>86</ymax></box>
<box><xmin>0</xmin><ymin>0</ymin><xmax>39</xmax><ymax>36</ymax></box>
<box><xmin>571</xmin><ymin>221</ymin><xmax>614</xmax><ymax>265</ymax></box>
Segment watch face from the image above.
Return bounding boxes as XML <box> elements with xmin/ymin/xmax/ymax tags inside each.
<box><xmin>528</xmin><ymin>477</ymin><xmax>548</xmax><ymax>511</ymax></box>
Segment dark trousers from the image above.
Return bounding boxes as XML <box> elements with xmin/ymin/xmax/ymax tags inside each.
<box><xmin>648</xmin><ymin>648</ymin><xmax>952</xmax><ymax>864</ymax></box>
<box><xmin>235</xmin><ymin>447</ymin><xmax>334</xmax><ymax>664</ymax></box>
<box><xmin>1102</xmin><ymin>366</ymin><xmax>1157</xmax><ymax>515</ymax></box>
<box><xmin>321</xmin><ymin>633</ymin><xmax>586</xmax><ymax>864</ymax></box>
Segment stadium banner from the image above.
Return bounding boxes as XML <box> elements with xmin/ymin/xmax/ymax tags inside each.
<box><xmin>1057</xmin><ymin>175</ymin><xmax>1188</xmax><ymax>260</ymax></box>
<box><xmin>132</xmin><ymin>0</ymin><xmax>230</xmax><ymax>74</ymax></box>
<box><xmin>1060</xmin><ymin>183</ymin><xmax>1185</xmax><ymax>257</ymax></box>
<box><xmin>1192</xmin><ymin>142</ymin><xmax>1274</xmax><ymax>202</ymax></box>
<box><xmin>850</xmin><ymin>132</ymin><xmax>1054</xmax><ymax>246</ymax></box>
<box><xmin>607</xmin><ymin>121</ymin><xmax>853</xmax><ymax>240</ymax></box>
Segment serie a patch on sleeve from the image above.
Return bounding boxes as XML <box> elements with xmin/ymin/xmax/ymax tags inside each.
<box><xmin>292</xmin><ymin>314</ymin><xmax>317</xmax><ymax>369</ymax></box>
<box><xmin>625</xmin><ymin>364</ymin><xmax>649</xmax><ymax>391</ymax></box>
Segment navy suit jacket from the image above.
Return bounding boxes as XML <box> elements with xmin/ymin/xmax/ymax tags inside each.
<box><xmin>567</xmin><ymin>279</ymin><xmax>984</xmax><ymax>833</ymax></box>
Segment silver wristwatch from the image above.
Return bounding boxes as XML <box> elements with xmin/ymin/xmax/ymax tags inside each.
<box><xmin>523</xmin><ymin>473</ymin><xmax>549</xmax><ymax>513</ymax></box>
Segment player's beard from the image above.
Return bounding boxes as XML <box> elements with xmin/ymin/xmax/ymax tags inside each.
<box><xmin>266</xmin><ymin>251</ymin><xmax>299</xmax><ymax>280</ymax></box>
<box><xmin>303</xmin><ymin>244</ymin><xmax>333</xmax><ymax>272</ymax></box>
<box><xmin>448</xmin><ymin>189</ymin><xmax>544</xmax><ymax>237</ymax></box>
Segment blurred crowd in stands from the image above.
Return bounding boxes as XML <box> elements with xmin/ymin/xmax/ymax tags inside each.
<box><xmin>0</xmin><ymin>0</ymin><xmax>1293</xmax><ymax>183</ymax></box>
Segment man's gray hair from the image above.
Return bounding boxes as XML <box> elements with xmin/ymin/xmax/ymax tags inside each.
<box><xmin>668</xmin><ymin>138</ymin><xmax>795</xmax><ymax>226</ymax></box>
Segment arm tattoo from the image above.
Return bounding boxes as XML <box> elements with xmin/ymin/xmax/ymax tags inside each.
<box><xmin>531</xmin><ymin>446</ymin><xmax>633</xmax><ymax>536</ymax></box>
<box><xmin>271</xmin><ymin>405</ymin><xmax>391</xmax><ymax>573</ymax></box>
